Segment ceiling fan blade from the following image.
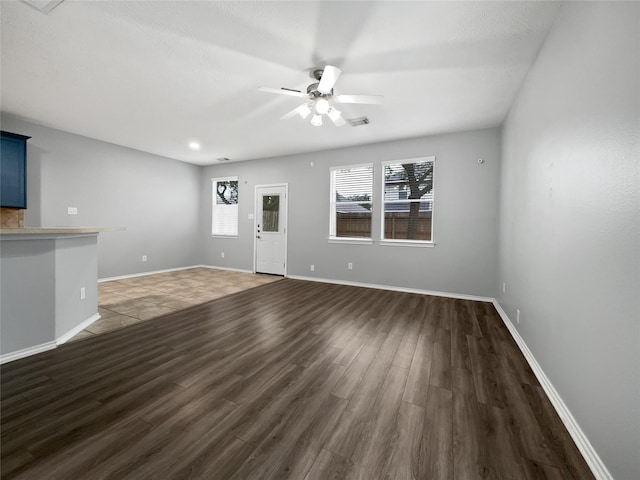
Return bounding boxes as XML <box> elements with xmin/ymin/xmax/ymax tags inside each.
<box><xmin>317</xmin><ymin>65</ymin><xmax>341</xmax><ymax>94</ymax></box>
<box><xmin>335</xmin><ymin>94</ymin><xmax>384</xmax><ymax>104</ymax></box>
<box><xmin>280</xmin><ymin>104</ymin><xmax>312</xmax><ymax>120</ymax></box>
<box><xmin>259</xmin><ymin>86</ymin><xmax>306</xmax><ymax>98</ymax></box>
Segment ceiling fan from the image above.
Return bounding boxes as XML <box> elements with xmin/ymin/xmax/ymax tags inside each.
<box><xmin>259</xmin><ymin>65</ymin><xmax>383</xmax><ymax>127</ymax></box>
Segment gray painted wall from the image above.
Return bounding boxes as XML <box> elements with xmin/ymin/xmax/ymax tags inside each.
<box><xmin>0</xmin><ymin>115</ymin><xmax>202</xmax><ymax>278</ymax></box>
<box><xmin>0</xmin><ymin>238</ymin><xmax>55</xmax><ymax>353</ymax></box>
<box><xmin>54</xmin><ymin>235</ymin><xmax>98</xmax><ymax>338</ymax></box>
<box><xmin>0</xmin><ymin>234</ymin><xmax>100</xmax><ymax>355</ymax></box>
<box><xmin>201</xmin><ymin>128</ymin><xmax>501</xmax><ymax>298</ymax></box>
<box><xmin>498</xmin><ymin>3</ymin><xmax>639</xmax><ymax>478</ymax></box>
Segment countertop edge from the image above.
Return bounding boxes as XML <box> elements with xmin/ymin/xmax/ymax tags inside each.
<box><xmin>0</xmin><ymin>227</ymin><xmax>126</xmax><ymax>234</ymax></box>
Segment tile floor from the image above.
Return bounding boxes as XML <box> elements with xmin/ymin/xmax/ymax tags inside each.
<box><xmin>70</xmin><ymin>267</ymin><xmax>282</xmax><ymax>342</ymax></box>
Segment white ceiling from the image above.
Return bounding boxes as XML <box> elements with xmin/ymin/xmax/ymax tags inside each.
<box><xmin>1</xmin><ymin>1</ymin><xmax>561</xmax><ymax>165</ymax></box>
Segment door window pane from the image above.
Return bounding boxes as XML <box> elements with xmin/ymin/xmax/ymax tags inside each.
<box><xmin>262</xmin><ymin>195</ymin><xmax>280</xmax><ymax>232</ymax></box>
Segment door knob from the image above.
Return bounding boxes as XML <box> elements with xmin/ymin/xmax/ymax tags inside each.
<box><xmin>256</xmin><ymin>235</ymin><xmax>261</xmax><ymax>239</ymax></box>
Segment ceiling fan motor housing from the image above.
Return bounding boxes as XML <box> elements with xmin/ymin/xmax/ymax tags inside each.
<box><xmin>306</xmin><ymin>82</ymin><xmax>332</xmax><ymax>99</ymax></box>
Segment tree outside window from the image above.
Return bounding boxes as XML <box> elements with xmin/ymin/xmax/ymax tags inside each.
<box><xmin>382</xmin><ymin>158</ymin><xmax>434</xmax><ymax>241</ymax></box>
<box><xmin>212</xmin><ymin>177</ymin><xmax>239</xmax><ymax>236</ymax></box>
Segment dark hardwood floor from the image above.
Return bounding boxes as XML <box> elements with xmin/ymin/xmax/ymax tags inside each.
<box><xmin>1</xmin><ymin>279</ymin><xmax>595</xmax><ymax>479</ymax></box>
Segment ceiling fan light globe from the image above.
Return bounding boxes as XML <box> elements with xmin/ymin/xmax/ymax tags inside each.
<box><xmin>315</xmin><ymin>98</ymin><xmax>330</xmax><ymax>115</ymax></box>
<box><xmin>310</xmin><ymin>114</ymin><xmax>323</xmax><ymax>126</ymax></box>
<box><xmin>299</xmin><ymin>104</ymin><xmax>312</xmax><ymax>119</ymax></box>
<box><xmin>327</xmin><ymin>107</ymin><xmax>342</xmax><ymax>122</ymax></box>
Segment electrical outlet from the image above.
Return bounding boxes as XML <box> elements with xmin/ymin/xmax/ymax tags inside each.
<box><xmin>310</xmin><ymin>265</ymin><xmax>315</xmax><ymax>272</ymax></box>
<box><xmin>348</xmin><ymin>262</ymin><xmax>353</xmax><ymax>270</ymax></box>
<box><xmin>80</xmin><ymin>287</ymin><xmax>86</xmax><ymax>300</ymax></box>
<box><xmin>142</xmin><ymin>255</ymin><xmax>147</xmax><ymax>262</ymax></box>
<box><xmin>502</xmin><ymin>282</ymin><xmax>506</xmax><ymax>293</ymax></box>
<box><xmin>516</xmin><ymin>309</ymin><xmax>521</xmax><ymax>324</ymax></box>
<box><xmin>67</xmin><ymin>207</ymin><xmax>78</xmax><ymax>215</ymax></box>
<box><xmin>221</xmin><ymin>252</ymin><xmax>225</xmax><ymax>258</ymax></box>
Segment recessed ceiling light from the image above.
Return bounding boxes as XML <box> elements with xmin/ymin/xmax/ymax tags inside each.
<box><xmin>188</xmin><ymin>142</ymin><xmax>201</xmax><ymax>150</ymax></box>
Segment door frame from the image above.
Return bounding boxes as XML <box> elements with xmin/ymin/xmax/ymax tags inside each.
<box><xmin>253</xmin><ymin>183</ymin><xmax>289</xmax><ymax>276</ymax></box>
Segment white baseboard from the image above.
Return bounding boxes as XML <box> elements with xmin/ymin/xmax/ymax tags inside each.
<box><xmin>56</xmin><ymin>313</ymin><xmax>101</xmax><ymax>346</ymax></box>
<box><xmin>99</xmin><ymin>265</ymin><xmax>202</xmax><ymax>282</ymax></box>
<box><xmin>197</xmin><ymin>264</ymin><xmax>253</xmax><ymax>274</ymax></box>
<box><xmin>0</xmin><ymin>341</ymin><xmax>57</xmax><ymax>365</ymax></box>
<box><xmin>99</xmin><ymin>264</ymin><xmax>253</xmax><ymax>283</ymax></box>
<box><xmin>0</xmin><ymin>312</ymin><xmax>103</xmax><ymax>364</ymax></box>
<box><xmin>492</xmin><ymin>301</ymin><xmax>613</xmax><ymax>480</ymax></box>
<box><xmin>287</xmin><ymin>275</ymin><xmax>493</xmax><ymax>303</ymax></box>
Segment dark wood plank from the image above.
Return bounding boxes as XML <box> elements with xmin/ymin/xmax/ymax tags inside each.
<box><xmin>521</xmin><ymin>457</ymin><xmax>570</xmax><ymax>480</ymax></box>
<box><xmin>264</xmin><ymin>393</ymin><xmax>349</xmax><ymax>480</ymax></box>
<box><xmin>391</xmin><ymin>294</ymin><xmax>423</xmax><ymax>368</ymax></box>
<box><xmin>303</xmin><ymin>448</ymin><xmax>352</xmax><ymax>480</ymax></box>
<box><xmin>453</xmin><ymin>367</ymin><xmax>526</xmax><ymax>480</ymax></box>
<box><xmin>381</xmin><ymin>400</ymin><xmax>425</xmax><ymax>479</ymax></box>
<box><xmin>429</xmin><ymin>327</ymin><xmax>452</xmax><ymax>389</ymax></box>
<box><xmin>401</xmin><ymin>333</ymin><xmax>433</xmax><ymax>407</ymax></box>
<box><xmin>467</xmin><ymin>334</ymin><xmax>507</xmax><ymax>408</ymax></box>
<box><xmin>420</xmin><ymin>385</ymin><xmax>453</xmax><ymax>479</ymax></box>
<box><xmin>170</xmin><ymin>436</ymin><xmax>255</xmax><ymax>480</ymax></box>
<box><xmin>521</xmin><ymin>384</ymin><xmax>595</xmax><ymax>480</ymax></box>
<box><xmin>0</xmin><ymin>278</ymin><xmax>595</xmax><ymax>480</ymax></box>
<box><xmin>352</xmin><ymin>365</ymin><xmax>408</xmax><ymax>475</ymax></box>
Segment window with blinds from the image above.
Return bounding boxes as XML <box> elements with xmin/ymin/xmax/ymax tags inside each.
<box><xmin>330</xmin><ymin>164</ymin><xmax>373</xmax><ymax>239</ymax></box>
<box><xmin>382</xmin><ymin>157</ymin><xmax>434</xmax><ymax>242</ymax></box>
<box><xmin>212</xmin><ymin>177</ymin><xmax>239</xmax><ymax>236</ymax></box>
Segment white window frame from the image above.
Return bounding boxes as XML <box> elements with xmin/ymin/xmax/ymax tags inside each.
<box><xmin>380</xmin><ymin>156</ymin><xmax>435</xmax><ymax>247</ymax></box>
<box><xmin>211</xmin><ymin>176</ymin><xmax>239</xmax><ymax>238</ymax></box>
<box><xmin>329</xmin><ymin>163</ymin><xmax>374</xmax><ymax>245</ymax></box>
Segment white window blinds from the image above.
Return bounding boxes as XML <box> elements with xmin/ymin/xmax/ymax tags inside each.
<box><xmin>330</xmin><ymin>164</ymin><xmax>373</xmax><ymax>238</ymax></box>
<box><xmin>212</xmin><ymin>177</ymin><xmax>239</xmax><ymax>236</ymax></box>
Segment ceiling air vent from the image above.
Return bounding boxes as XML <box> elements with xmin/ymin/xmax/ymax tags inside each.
<box><xmin>21</xmin><ymin>0</ymin><xmax>65</xmax><ymax>13</ymax></box>
<box><xmin>347</xmin><ymin>117</ymin><xmax>370</xmax><ymax>127</ymax></box>
<box><xmin>216</xmin><ymin>157</ymin><xmax>231</xmax><ymax>162</ymax></box>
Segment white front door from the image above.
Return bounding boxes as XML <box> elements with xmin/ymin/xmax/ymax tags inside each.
<box><xmin>255</xmin><ymin>184</ymin><xmax>287</xmax><ymax>275</ymax></box>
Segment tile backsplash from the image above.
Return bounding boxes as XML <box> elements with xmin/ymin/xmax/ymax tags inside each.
<box><xmin>0</xmin><ymin>208</ymin><xmax>24</xmax><ymax>228</ymax></box>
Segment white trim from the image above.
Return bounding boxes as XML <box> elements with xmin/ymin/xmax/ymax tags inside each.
<box><xmin>0</xmin><ymin>341</ymin><xmax>57</xmax><ymax>365</ymax></box>
<box><xmin>381</xmin><ymin>155</ymin><xmax>436</xmax><ymax>167</ymax></box>
<box><xmin>328</xmin><ymin>237</ymin><xmax>374</xmax><ymax>245</ymax></box>
<box><xmin>56</xmin><ymin>313</ymin><xmax>101</xmax><ymax>346</ymax></box>
<box><xmin>198</xmin><ymin>264</ymin><xmax>253</xmax><ymax>274</ymax></box>
<box><xmin>492</xmin><ymin>301</ymin><xmax>613</xmax><ymax>480</ymax></box>
<box><xmin>286</xmin><ymin>275</ymin><xmax>493</xmax><ymax>302</ymax></box>
<box><xmin>379</xmin><ymin>240</ymin><xmax>435</xmax><ymax>248</ymax></box>
<box><xmin>99</xmin><ymin>265</ymin><xmax>257</xmax><ymax>282</ymax></box>
<box><xmin>329</xmin><ymin>161</ymin><xmax>374</xmax><ymax>171</ymax></box>
<box><xmin>99</xmin><ymin>265</ymin><xmax>203</xmax><ymax>282</ymax></box>
<box><xmin>211</xmin><ymin>176</ymin><xmax>238</xmax><ymax>183</ymax></box>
